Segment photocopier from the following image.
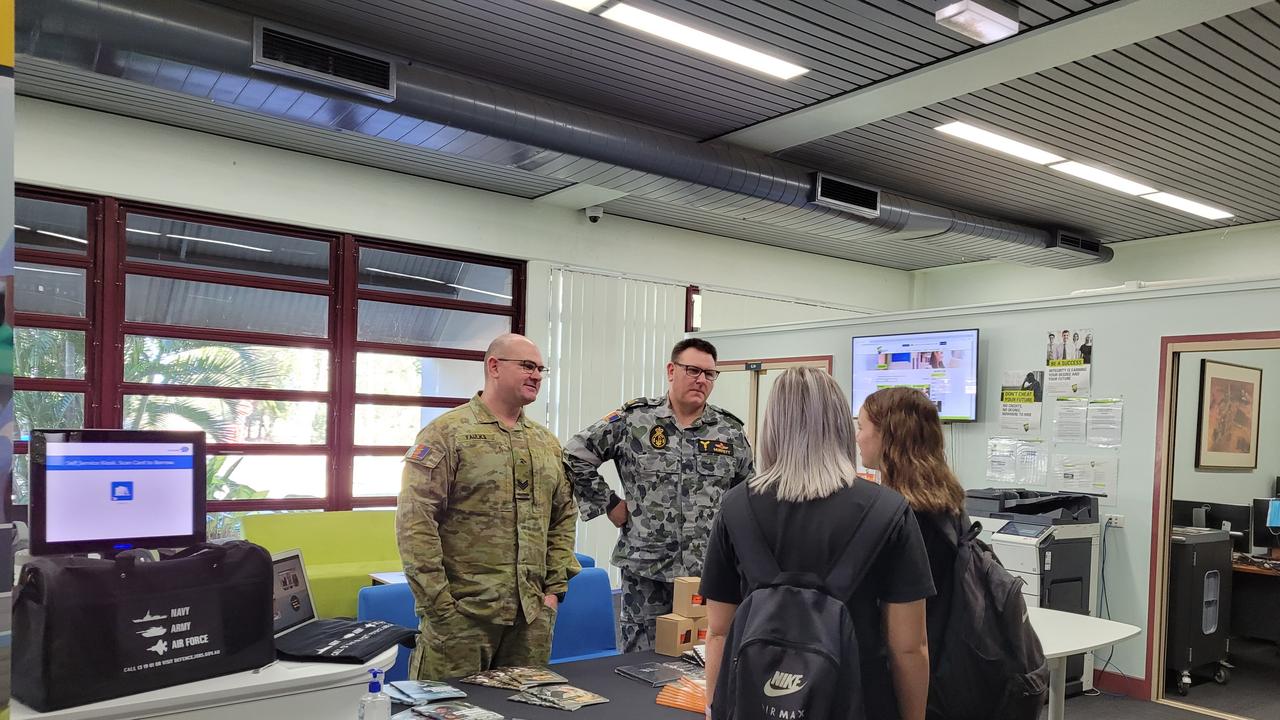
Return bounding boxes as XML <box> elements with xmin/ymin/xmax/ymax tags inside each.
<box><xmin>965</xmin><ymin>488</ymin><xmax>1102</xmax><ymax>695</ymax></box>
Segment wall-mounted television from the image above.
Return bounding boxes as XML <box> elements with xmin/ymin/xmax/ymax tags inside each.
<box><xmin>851</xmin><ymin>328</ymin><xmax>980</xmax><ymax>422</ymax></box>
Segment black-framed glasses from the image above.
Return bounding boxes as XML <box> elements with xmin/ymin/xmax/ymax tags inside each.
<box><xmin>496</xmin><ymin>358</ymin><xmax>549</xmax><ymax>375</ymax></box>
<box><xmin>674</xmin><ymin>361</ymin><xmax>719</xmax><ymax>381</ymax></box>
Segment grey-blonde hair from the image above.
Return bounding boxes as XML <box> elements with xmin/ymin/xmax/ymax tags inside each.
<box><xmin>748</xmin><ymin>366</ymin><xmax>858</xmax><ymax>502</ymax></box>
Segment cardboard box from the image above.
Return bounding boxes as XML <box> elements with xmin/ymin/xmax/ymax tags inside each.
<box><xmin>693</xmin><ymin>615</ymin><xmax>709</xmax><ymax>643</ymax></box>
<box><xmin>672</xmin><ymin>576</ymin><xmax>707</xmax><ymax>618</ymax></box>
<box><xmin>655</xmin><ymin>613</ymin><xmax>697</xmax><ymax>657</ymax></box>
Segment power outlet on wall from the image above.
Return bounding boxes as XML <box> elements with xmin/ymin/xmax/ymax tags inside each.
<box><xmin>1105</xmin><ymin>514</ymin><xmax>1125</xmax><ymax>528</ymax></box>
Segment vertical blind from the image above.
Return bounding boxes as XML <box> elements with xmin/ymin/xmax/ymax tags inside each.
<box><xmin>543</xmin><ymin>267</ymin><xmax>686</xmax><ymax>585</ymax></box>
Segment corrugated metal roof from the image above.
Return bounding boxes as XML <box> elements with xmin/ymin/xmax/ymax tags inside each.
<box><xmin>781</xmin><ymin>2</ymin><xmax>1280</xmax><ymax>243</ymax></box>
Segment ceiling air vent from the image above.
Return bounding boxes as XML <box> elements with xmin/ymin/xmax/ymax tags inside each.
<box><xmin>1047</xmin><ymin>229</ymin><xmax>1105</xmax><ymax>260</ymax></box>
<box><xmin>810</xmin><ymin>173</ymin><xmax>880</xmax><ymax>218</ymax></box>
<box><xmin>253</xmin><ymin>21</ymin><xmax>396</xmax><ymax>101</ymax></box>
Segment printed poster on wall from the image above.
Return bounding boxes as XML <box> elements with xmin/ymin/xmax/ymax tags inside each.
<box><xmin>999</xmin><ymin>370</ymin><xmax>1044</xmax><ymax>438</ymax></box>
<box><xmin>1044</xmin><ymin>327</ymin><xmax>1093</xmax><ymax>396</ymax></box>
<box><xmin>1052</xmin><ymin>454</ymin><xmax>1119</xmax><ymax>507</ymax></box>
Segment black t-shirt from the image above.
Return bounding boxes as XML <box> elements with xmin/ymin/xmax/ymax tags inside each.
<box><xmin>915</xmin><ymin>510</ymin><xmax>962</xmax><ymax>671</ymax></box>
<box><xmin>701</xmin><ymin>480</ymin><xmax>935</xmax><ymax>720</ymax></box>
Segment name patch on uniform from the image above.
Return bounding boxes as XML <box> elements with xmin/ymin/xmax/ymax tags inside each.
<box><xmin>405</xmin><ymin>443</ymin><xmax>431</xmax><ymax>462</ymax></box>
<box><xmin>698</xmin><ymin>439</ymin><xmax>733</xmax><ymax>456</ymax></box>
<box><xmin>461</xmin><ymin>433</ymin><xmax>490</xmax><ymax>440</ymax></box>
<box><xmin>649</xmin><ymin>425</ymin><xmax>669</xmax><ymax>449</ymax></box>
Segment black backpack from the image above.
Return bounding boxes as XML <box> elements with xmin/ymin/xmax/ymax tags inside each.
<box><xmin>712</xmin><ymin>485</ymin><xmax>900</xmax><ymax>720</ymax></box>
<box><xmin>928</xmin><ymin>520</ymin><xmax>1049</xmax><ymax>720</ymax></box>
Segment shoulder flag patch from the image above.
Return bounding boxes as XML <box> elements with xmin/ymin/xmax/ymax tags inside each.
<box><xmin>405</xmin><ymin>443</ymin><xmax>431</xmax><ymax>462</ymax></box>
<box><xmin>603</xmin><ymin>409</ymin><xmax>625</xmax><ymax>424</ymax></box>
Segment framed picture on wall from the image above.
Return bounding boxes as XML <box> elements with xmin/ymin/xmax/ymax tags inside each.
<box><xmin>1195</xmin><ymin>359</ymin><xmax>1263</xmax><ymax>469</ymax></box>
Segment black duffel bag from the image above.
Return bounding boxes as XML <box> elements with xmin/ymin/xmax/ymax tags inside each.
<box><xmin>13</xmin><ymin>541</ymin><xmax>275</xmax><ymax>711</ymax></box>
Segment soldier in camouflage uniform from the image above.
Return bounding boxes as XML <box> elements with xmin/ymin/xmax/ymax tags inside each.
<box><xmin>397</xmin><ymin>334</ymin><xmax>580</xmax><ymax>680</ymax></box>
<box><xmin>564</xmin><ymin>338</ymin><xmax>753</xmax><ymax>652</ymax></box>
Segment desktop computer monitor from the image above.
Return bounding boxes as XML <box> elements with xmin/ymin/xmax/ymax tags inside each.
<box><xmin>1170</xmin><ymin>499</ymin><xmax>1253</xmax><ymax>553</ymax></box>
<box><xmin>29</xmin><ymin>429</ymin><xmax>206</xmax><ymax>556</ymax></box>
<box><xmin>1250</xmin><ymin>498</ymin><xmax>1280</xmax><ymax>554</ymax></box>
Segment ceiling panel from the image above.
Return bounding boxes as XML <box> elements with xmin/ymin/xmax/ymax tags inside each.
<box><xmin>212</xmin><ymin>0</ymin><xmax>1114</xmax><ymax>140</ymax></box>
<box><xmin>782</xmin><ymin>2</ymin><xmax>1280</xmax><ymax>243</ymax></box>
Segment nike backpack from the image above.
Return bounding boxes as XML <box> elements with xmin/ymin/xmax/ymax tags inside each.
<box><xmin>927</xmin><ymin>520</ymin><xmax>1049</xmax><ymax>720</ymax></box>
<box><xmin>712</xmin><ymin>486</ymin><xmax>899</xmax><ymax>720</ymax></box>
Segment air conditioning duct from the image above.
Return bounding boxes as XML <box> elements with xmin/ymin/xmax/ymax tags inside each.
<box><xmin>811</xmin><ymin>173</ymin><xmax>880</xmax><ymax>219</ymax></box>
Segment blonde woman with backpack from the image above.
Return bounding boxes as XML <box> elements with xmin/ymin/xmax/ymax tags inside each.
<box><xmin>701</xmin><ymin>368</ymin><xmax>933</xmax><ymax>720</ymax></box>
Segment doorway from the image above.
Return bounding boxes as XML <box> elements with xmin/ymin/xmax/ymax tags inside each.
<box><xmin>714</xmin><ymin>355</ymin><xmax>833</xmax><ymax>444</ymax></box>
<box><xmin>1149</xmin><ymin>331</ymin><xmax>1280</xmax><ymax>720</ymax></box>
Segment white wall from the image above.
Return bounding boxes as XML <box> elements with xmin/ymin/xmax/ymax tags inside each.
<box><xmin>1172</xmin><ymin>349</ymin><xmax>1280</xmax><ymax>515</ymax></box>
<box><xmin>913</xmin><ymin>221</ymin><xmax>1280</xmax><ymax>310</ymax></box>
<box><xmin>699</xmin><ymin>278</ymin><xmax>1280</xmax><ymax>680</ymax></box>
<box><xmin>699</xmin><ymin>289</ymin><xmax>865</xmax><ymax>332</ymax></box>
<box><xmin>14</xmin><ymin>97</ymin><xmax>913</xmax><ymax>317</ymax></box>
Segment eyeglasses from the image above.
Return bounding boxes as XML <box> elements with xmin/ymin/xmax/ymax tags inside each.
<box><xmin>674</xmin><ymin>361</ymin><xmax>720</xmax><ymax>381</ymax></box>
<box><xmin>496</xmin><ymin>358</ymin><xmax>549</xmax><ymax>375</ymax></box>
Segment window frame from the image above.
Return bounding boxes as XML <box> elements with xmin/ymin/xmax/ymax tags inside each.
<box><xmin>10</xmin><ymin>186</ymin><xmax>525</xmax><ymax>515</ymax></box>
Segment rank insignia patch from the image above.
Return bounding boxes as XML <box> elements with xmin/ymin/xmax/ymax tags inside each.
<box><xmin>649</xmin><ymin>425</ymin><xmax>669</xmax><ymax>449</ymax></box>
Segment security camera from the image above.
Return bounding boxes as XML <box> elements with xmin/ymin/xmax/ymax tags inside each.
<box><xmin>585</xmin><ymin>206</ymin><xmax>604</xmax><ymax>224</ymax></box>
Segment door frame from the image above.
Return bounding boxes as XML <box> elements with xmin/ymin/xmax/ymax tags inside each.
<box><xmin>715</xmin><ymin>355</ymin><xmax>833</xmax><ymax>446</ymax></box>
<box><xmin>1145</xmin><ymin>330</ymin><xmax>1280</xmax><ymax>718</ymax></box>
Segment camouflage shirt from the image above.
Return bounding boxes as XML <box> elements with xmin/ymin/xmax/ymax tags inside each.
<box><xmin>564</xmin><ymin>395</ymin><xmax>754</xmax><ymax>581</ymax></box>
<box><xmin>396</xmin><ymin>394</ymin><xmax>580</xmax><ymax>626</ymax></box>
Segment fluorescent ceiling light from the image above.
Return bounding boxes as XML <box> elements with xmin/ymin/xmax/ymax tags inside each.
<box><xmin>16</xmin><ymin>265</ymin><xmax>81</xmax><ymax>277</ymax></box>
<box><xmin>548</xmin><ymin>0</ymin><xmax>605</xmax><ymax>10</ymax></box>
<box><xmin>166</xmin><ymin>233</ymin><xmax>273</xmax><ymax>253</ymax></box>
<box><xmin>36</xmin><ymin>229</ymin><xmax>87</xmax><ymax>244</ymax></box>
<box><xmin>15</xmin><ymin>224</ymin><xmax>30</xmax><ymax>230</ymax></box>
<box><xmin>369</xmin><ymin>268</ymin><xmax>513</xmax><ymax>300</ymax></box>
<box><xmin>936</xmin><ymin>0</ymin><xmax>1020</xmax><ymax>44</ymax></box>
<box><xmin>601</xmin><ymin>4</ymin><xmax>808</xmax><ymax>80</ymax></box>
<box><xmin>1142</xmin><ymin>192</ymin><xmax>1233</xmax><ymax>220</ymax></box>
<box><xmin>1050</xmin><ymin>161</ymin><xmax>1156</xmax><ymax>196</ymax></box>
<box><xmin>935</xmin><ymin>121</ymin><xmax>1064</xmax><ymax>164</ymax></box>
<box><xmin>126</xmin><ymin>228</ymin><xmax>163</xmax><ymax>236</ymax></box>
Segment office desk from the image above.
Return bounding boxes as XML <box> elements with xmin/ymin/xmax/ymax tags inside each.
<box><xmin>444</xmin><ymin>651</ymin><xmax>693</xmax><ymax>720</ymax></box>
<box><xmin>1028</xmin><ymin>607</ymin><xmax>1140</xmax><ymax>720</ymax></box>
<box><xmin>1232</xmin><ymin>562</ymin><xmax>1280</xmax><ymax>644</ymax></box>
<box><xmin>12</xmin><ymin>647</ymin><xmax>397</xmax><ymax>720</ymax></box>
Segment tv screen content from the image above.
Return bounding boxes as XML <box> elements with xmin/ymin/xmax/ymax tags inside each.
<box><xmin>852</xmin><ymin>328</ymin><xmax>980</xmax><ymax>422</ymax></box>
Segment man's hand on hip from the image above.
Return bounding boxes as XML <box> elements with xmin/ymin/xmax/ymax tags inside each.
<box><xmin>607</xmin><ymin>501</ymin><xmax>629</xmax><ymax>528</ymax></box>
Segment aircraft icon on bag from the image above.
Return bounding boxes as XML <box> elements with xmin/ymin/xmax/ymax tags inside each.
<box><xmin>136</xmin><ymin>627</ymin><xmax>167</xmax><ymax>638</ymax></box>
<box><xmin>146</xmin><ymin>639</ymin><xmax>169</xmax><ymax>656</ymax></box>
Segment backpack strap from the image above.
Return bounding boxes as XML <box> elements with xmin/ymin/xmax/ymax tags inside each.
<box><xmin>722</xmin><ymin>486</ymin><xmax>784</xmax><ymax>590</ymax></box>
<box><xmin>822</xmin><ymin>488</ymin><xmax>899</xmax><ymax>600</ymax></box>
<box><xmin>724</xmin><ymin>482</ymin><xmax>902</xmax><ymax>601</ymax></box>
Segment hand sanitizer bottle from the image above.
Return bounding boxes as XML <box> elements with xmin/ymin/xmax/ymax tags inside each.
<box><xmin>358</xmin><ymin>668</ymin><xmax>391</xmax><ymax>720</ymax></box>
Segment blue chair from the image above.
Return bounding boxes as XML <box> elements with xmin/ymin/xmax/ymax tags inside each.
<box><xmin>357</xmin><ymin>583</ymin><xmax>418</xmax><ymax>682</ymax></box>
<box><xmin>574</xmin><ymin>552</ymin><xmax>596</xmax><ymax>568</ymax></box>
<box><xmin>550</xmin><ymin>566</ymin><xmax>619</xmax><ymax>664</ymax></box>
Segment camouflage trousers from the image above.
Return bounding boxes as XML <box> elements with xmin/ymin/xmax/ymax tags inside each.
<box><xmin>619</xmin><ymin>568</ymin><xmax>674</xmax><ymax>653</ymax></box>
<box><xmin>409</xmin><ymin>605</ymin><xmax>556</xmax><ymax>680</ymax></box>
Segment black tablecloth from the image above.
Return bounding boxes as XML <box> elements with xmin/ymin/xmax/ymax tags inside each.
<box><xmin>401</xmin><ymin>652</ymin><xmax>699</xmax><ymax>719</ymax></box>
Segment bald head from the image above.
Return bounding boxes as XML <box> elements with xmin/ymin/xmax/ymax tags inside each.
<box><xmin>484</xmin><ymin>333</ymin><xmax>536</xmax><ymax>363</ymax></box>
<box><xmin>482</xmin><ymin>333</ymin><xmax>546</xmax><ymax>410</ymax></box>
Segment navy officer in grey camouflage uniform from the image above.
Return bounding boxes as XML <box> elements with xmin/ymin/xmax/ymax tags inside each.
<box><xmin>564</xmin><ymin>338</ymin><xmax>753</xmax><ymax>652</ymax></box>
